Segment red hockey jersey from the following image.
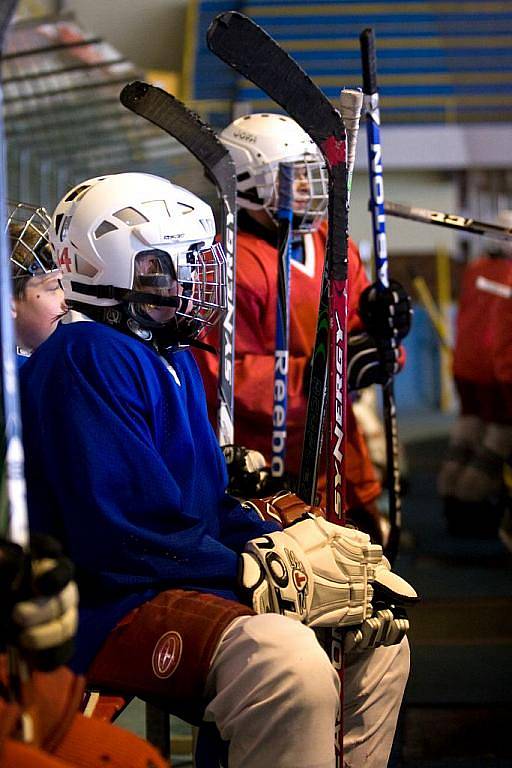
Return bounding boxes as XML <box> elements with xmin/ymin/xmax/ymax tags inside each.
<box><xmin>195</xmin><ymin>222</ymin><xmax>381</xmax><ymax>509</ymax></box>
<box><xmin>453</xmin><ymin>256</ymin><xmax>512</xmax><ymax>384</ymax></box>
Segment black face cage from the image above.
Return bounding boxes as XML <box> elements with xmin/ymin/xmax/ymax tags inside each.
<box><xmin>268</xmin><ymin>157</ymin><xmax>329</xmax><ymax>233</ymax></box>
<box><xmin>7</xmin><ymin>201</ymin><xmax>54</xmax><ymax>279</ymax></box>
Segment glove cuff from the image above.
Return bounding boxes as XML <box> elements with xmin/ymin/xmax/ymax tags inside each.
<box><xmin>243</xmin><ymin>491</ymin><xmax>323</xmax><ymax>527</ymax></box>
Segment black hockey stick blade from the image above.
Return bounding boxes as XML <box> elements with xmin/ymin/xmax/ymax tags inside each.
<box><xmin>207</xmin><ymin>11</ymin><xmax>348</xmax><ymax>279</ymax></box>
<box><xmin>120</xmin><ymin>81</ymin><xmax>236</xmax><ymax>196</ymax></box>
<box><xmin>360</xmin><ymin>27</ymin><xmax>378</xmax><ymax>96</ymax></box>
<box><xmin>207</xmin><ymin>13</ymin><xmax>345</xmax><ymax>148</ymax></box>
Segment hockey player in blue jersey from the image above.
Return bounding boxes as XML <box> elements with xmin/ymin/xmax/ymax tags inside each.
<box><xmin>19</xmin><ymin>172</ymin><xmax>416</xmax><ymax>768</ymax></box>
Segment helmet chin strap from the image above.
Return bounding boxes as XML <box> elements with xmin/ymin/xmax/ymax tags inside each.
<box><xmin>68</xmin><ymin>300</ymin><xmax>216</xmax><ymax>356</ymax></box>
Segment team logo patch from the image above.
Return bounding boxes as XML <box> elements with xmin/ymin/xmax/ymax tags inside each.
<box><xmin>292</xmin><ymin>568</ymin><xmax>308</xmax><ymax>591</ymax></box>
<box><xmin>151</xmin><ymin>631</ymin><xmax>183</xmax><ymax>679</ymax></box>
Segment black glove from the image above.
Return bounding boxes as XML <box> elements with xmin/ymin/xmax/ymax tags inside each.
<box><xmin>347</xmin><ymin>332</ymin><xmax>400</xmax><ymax>391</ymax></box>
<box><xmin>0</xmin><ymin>533</ymin><xmax>78</xmax><ymax>671</ymax></box>
<box><xmin>222</xmin><ymin>445</ymin><xmax>270</xmax><ymax>497</ymax></box>
<box><xmin>359</xmin><ymin>279</ymin><xmax>412</xmax><ymax>341</ymax></box>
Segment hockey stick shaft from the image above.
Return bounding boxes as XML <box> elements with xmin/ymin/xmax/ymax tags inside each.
<box><xmin>360</xmin><ymin>28</ymin><xmax>401</xmax><ymax>562</ymax></box>
<box><xmin>271</xmin><ymin>163</ymin><xmax>294</xmax><ymax>478</ymax></box>
<box><xmin>296</xmin><ymin>94</ymin><xmax>361</xmax><ymax>506</ymax></box>
<box><xmin>119</xmin><ymin>82</ymin><xmax>237</xmax><ymax>446</ymax></box>
<box><xmin>207</xmin><ymin>14</ymin><xmax>348</xmax><ymax>765</ymax></box>
<box><xmin>0</xmin><ymin>0</ymin><xmax>29</xmax><ymax>550</ymax></box>
<box><xmin>384</xmin><ymin>200</ymin><xmax>512</xmax><ymax>242</ymax></box>
<box><xmin>299</xmin><ymin>89</ymin><xmax>362</xmax><ymax>505</ymax></box>
<box><xmin>0</xmin><ymin>0</ymin><xmax>37</xmax><ymax>744</ymax></box>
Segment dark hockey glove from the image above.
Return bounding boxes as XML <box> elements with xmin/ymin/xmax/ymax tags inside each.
<box><xmin>359</xmin><ymin>279</ymin><xmax>412</xmax><ymax>341</ymax></box>
<box><xmin>347</xmin><ymin>332</ymin><xmax>400</xmax><ymax>391</ymax></box>
<box><xmin>0</xmin><ymin>533</ymin><xmax>78</xmax><ymax>671</ymax></box>
<box><xmin>222</xmin><ymin>445</ymin><xmax>270</xmax><ymax>497</ymax></box>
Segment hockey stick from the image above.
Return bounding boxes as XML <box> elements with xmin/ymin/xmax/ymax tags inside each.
<box><xmin>0</xmin><ymin>0</ymin><xmax>37</xmax><ymax>744</ymax></box>
<box><xmin>384</xmin><ymin>200</ymin><xmax>512</xmax><ymax>242</ymax></box>
<box><xmin>119</xmin><ymin>81</ymin><xmax>237</xmax><ymax>446</ymax></box>
<box><xmin>0</xmin><ymin>0</ymin><xmax>29</xmax><ymax>549</ymax></box>
<box><xmin>360</xmin><ymin>28</ymin><xmax>401</xmax><ymax>562</ymax></box>
<box><xmin>296</xmin><ymin>88</ymin><xmax>362</xmax><ymax>502</ymax></box>
<box><xmin>271</xmin><ymin>162</ymin><xmax>294</xmax><ymax>479</ymax></box>
<box><xmin>207</xmin><ymin>12</ymin><xmax>348</xmax><ymax>765</ymax></box>
<box><xmin>207</xmin><ymin>9</ymin><xmax>348</xmax><ymax>513</ymax></box>
<box><xmin>339</xmin><ymin>88</ymin><xmax>363</xmax><ymax>206</ymax></box>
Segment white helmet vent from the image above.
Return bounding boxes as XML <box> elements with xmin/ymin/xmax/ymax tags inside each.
<box><xmin>75</xmin><ymin>254</ymin><xmax>98</xmax><ymax>278</ymax></box>
<box><xmin>94</xmin><ymin>221</ymin><xmax>118</xmax><ymax>239</ymax></box>
<box><xmin>177</xmin><ymin>201</ymin><xmax>194</xmax><ymax>215</ymax></box>
<box><xmin>57</xmin><ymin>215</ymin><xmax>73</xmax><ymax>243</ymax></box>
<box><xmin>113</xmin><ymin>207</ymin><xmax>149</xmax><ymax>226</ymax></box>
<box><xmin>200</xmin><ymin>218</ymin><xmax>215</xmax><ymax>236</ymax></box>
<box><xmin>64</xmin><ymin>184</ymin><xmax>93</xmax><ymax>203</ymax></box>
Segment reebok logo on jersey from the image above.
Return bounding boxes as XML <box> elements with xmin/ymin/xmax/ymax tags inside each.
<box><xmin>152</xmin><ymin>631</ymin><xmax>183</xmax><ymax>679</ymax></box>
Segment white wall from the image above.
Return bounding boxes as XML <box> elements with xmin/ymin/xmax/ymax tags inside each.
<box><xmin>64</xmin><ymin>0</ymin><xmax>187</xmax><ymax>71</ymax></box>
<box><xmin>349</xmin><ymin>170</ymin><xmax>459</xmax><ymax>254</ymax></box>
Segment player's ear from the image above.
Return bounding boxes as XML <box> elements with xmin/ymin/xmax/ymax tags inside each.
<box><xmin>11</xmin><ymin>297</ymin><xmax>17</xmax><ymax>319</ymax></box>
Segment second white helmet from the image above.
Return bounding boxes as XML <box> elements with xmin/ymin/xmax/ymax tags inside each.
<box><xmin>219</xmin><ymin>113</ymin><xmax>329</xmax><ymax>233</ymax></box>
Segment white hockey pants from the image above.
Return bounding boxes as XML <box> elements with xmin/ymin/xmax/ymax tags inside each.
<box><xmin>204</xmin><ymin>613</ymin><xmax>410</xmax><ymax>768</ymax></box>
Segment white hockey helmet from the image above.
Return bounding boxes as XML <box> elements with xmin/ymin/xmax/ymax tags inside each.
<box><xmin>50</xmin><ymin>173</ymin><xmax>226</xmax><ymax>340</ymax></box>
<box><xmin>219</xmin><ymin>113</ymin><xmax>329</xmax><ymax>233</ymax></box>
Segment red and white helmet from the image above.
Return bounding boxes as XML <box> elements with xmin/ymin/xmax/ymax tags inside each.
<box><xmin>219</xmin><ymin>113</ymin><xmax>329</xmax><ymax>233</ymax></box>
<box><xmin>49</xmin><ymin>173</ymin><xmax>226</xmax><ymax>340</ymax></box>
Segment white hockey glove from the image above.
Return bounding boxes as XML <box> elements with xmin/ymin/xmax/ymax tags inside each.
<box><xmin>344</xmin><ymin>604</ymin><xmax>410</xmax><ymax>653</ymax></box>
<box><xmin>239</xmin><ymin>515</ymin><xmax>417</xmax><ymax>630</ymax></box>
<box><xmin>0</xmin><ymin>533</ymin><xmax>79</xmax><ymax>670</ymax></box>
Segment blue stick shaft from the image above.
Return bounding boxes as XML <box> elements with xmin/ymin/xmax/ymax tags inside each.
<box><xmin>361</xmin><ymin>27</ymin><xmax>402</xmax><ymax>561</ymax></box>
<box><xmin>271</xmin><ymin>162</ymin><xmax>294</xmax><ymax>478</ymax></box>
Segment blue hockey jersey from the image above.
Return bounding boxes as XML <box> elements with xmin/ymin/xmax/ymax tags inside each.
<box><xmin>19</xmin><ymin>321</ymin><xmax>278</xmax><ymax>672</ymax></box>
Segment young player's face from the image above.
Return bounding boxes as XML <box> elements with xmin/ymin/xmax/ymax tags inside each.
<box><xmin>14</xmin><ymin>270</ymin><xmax>67</xmax><ymax>351</ymax></box>
<box><xmin>292</xmin><ymin>163</ymin><xmax>311</xmax><ymax>214</ymax></box>
<box><xmin>134</xmin><ymin>251</ymin><xmax>179</xmax><ymax>325</ymax></box>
